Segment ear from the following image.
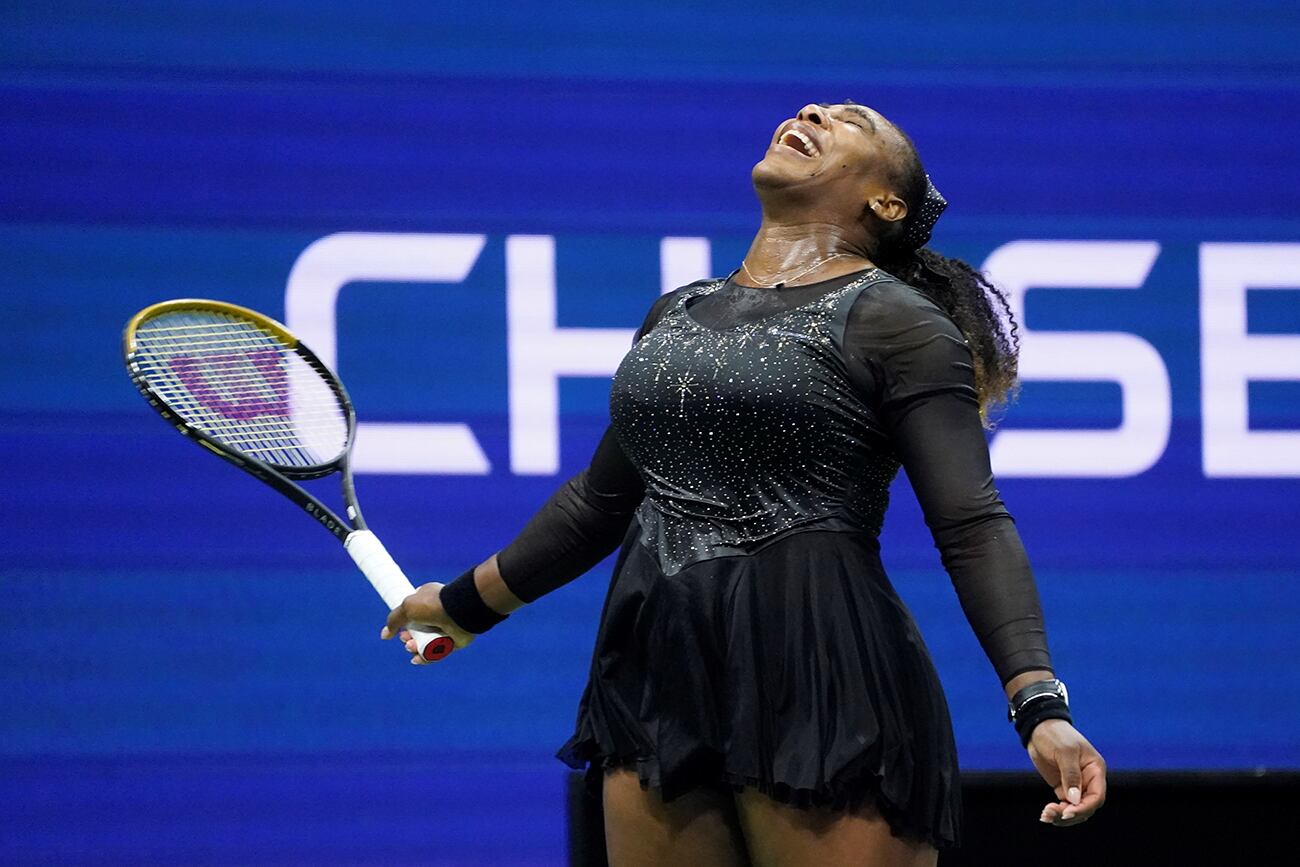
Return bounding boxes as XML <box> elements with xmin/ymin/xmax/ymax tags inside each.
<box><xmin>868</xmin><ymin>193</ymin><xmax>908</xmax><ymax>225</ymax></box>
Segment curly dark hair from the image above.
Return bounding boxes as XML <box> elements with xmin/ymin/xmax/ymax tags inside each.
<box><xmin>862</xmin><ymin>110</ymin><xmax>1021</xmax><ymax>427</ymax></box>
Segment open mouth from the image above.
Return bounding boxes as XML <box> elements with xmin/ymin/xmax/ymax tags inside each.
<box><xmin>778</xmin><ymin>128</ymin><xmax>820</xmax><ymax>158</ymax></box>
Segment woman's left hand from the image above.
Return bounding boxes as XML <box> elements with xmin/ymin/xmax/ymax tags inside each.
<box><xmin>1027</xmin><ymin>719</ymin><xmax>1107</xmax><ymax>826</ymax></box>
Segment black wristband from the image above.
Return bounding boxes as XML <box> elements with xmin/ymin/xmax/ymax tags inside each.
<box><xmin>1014</xmin><ymin>698</ymin><xmax>1073</xmax><ymax>748</ymax></box>
<box><xmin>439</xmin><ymin>568</ymin><xmax>509</xmax><ymax>635</ymax></box>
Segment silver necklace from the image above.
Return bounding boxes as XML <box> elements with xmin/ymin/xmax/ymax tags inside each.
<box><xmin>740</xmin><ymin>252</ymin><xmax>857</xmax><ymax>288</ymax></box>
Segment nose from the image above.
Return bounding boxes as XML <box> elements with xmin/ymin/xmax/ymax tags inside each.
<box><xmin>796</xmin><ymin>104</ymin><xmax>830</xmax><ymax>129</ymax></box>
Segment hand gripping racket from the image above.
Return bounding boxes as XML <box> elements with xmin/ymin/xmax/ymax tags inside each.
<box><xmin>123</xmin><ymin>299</ymin><xmax>456</xmax><ymax>662</ymax></box>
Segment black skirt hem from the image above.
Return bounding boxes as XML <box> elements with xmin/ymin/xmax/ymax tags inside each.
<box><xmin>557</xmin><ymin>739</ymin><xmax>961</xmax><ymax>851</ymax></box>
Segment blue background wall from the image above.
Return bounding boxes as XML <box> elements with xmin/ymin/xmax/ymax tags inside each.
<box><xmin>3</xmin><ymin>3</ymin><xmax>1299</xmax><ymax>863</ymax></box>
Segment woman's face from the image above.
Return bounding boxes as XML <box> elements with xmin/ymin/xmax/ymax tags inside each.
<box><xmin>752</xmin><ymin>102</ymin><xmax>907</xmax><ymax>225</ymax></box>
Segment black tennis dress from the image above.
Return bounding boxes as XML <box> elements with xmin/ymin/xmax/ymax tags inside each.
<box><xmin>492</xmin><ymin>268</ymin><xmax>1055</xmax><ymax>850</ymax></box>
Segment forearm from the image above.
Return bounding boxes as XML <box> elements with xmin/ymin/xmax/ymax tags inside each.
<box><xmin>440</xmin><ymin>471</ymin><xmax>639</xmax><ymax>632</ymax></box>
<box><xmin>440</xmin><ymin>427</ymin><xmax>645</xmax><ymax>632</ymax></box>
<box><xmin>939</xmin><ymin>514</ymin><xmax>1055</xmax><ymax>687</ymax></box>
<box><xmin>471</xmin><ymin>553</ymin><xmax>526</xmax><ymax>616</ymax></box>
<box><xmin>493</xmin><ymin>468</ymin><xmax>640</xmax><ymax>603</ymax></box>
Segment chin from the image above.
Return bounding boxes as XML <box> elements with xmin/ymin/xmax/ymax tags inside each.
<box><xmin>752</xmin><ymin>153</ymin><xmax>797</xmax><ymax>190</ymax></box>
<box><xmin>753</xmin><ymin>156</ymin><xmax>829</xmax><ymax>206</ymax></box>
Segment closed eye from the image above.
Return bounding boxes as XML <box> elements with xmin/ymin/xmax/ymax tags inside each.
<box><xmin>834</xmin><ymin>106</ymin><xmax>877</xmax><ymax>134</ymax></box>
<box><xmin>838</xmin><ymin>112</ymin><xmax>874</xmax><ymax>134</ymax></box>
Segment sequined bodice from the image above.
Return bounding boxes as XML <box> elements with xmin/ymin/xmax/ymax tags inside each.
<box><xmin>609</xmin><ymin>272</ymin><xmax>902</xmax><ymax>575</ymax></box>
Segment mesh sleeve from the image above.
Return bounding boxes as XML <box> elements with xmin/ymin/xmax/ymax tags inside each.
<box><xmin>496</xmin><ymin>427</ymin><xmax>645</xmax><ymax>602</ymax></box>
<box><xmin>844</xmin><ymin>283</ymin><xmax>1055</xmax><ymax>686</ymax></box>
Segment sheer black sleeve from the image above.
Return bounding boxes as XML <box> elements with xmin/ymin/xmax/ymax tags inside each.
<box><xmin>844</xmin><ymin>281</ymin><xmax>1054</xmax><ymax>687</ymax></box>
<box><xmin>493</xmin><ymin>290</ymin><xmax>681</xmax><ymax>602</ymax></box>
<box><xmin>495</xmin><ymin>427</ymin><xmax>645</xmax><ymax>602</ymax></box>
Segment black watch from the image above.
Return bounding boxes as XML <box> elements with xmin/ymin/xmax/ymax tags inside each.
<box><xmin>1007</xmin><ymin>678</ymin><xmax>1069</xmax><ymax>722</ymax></box>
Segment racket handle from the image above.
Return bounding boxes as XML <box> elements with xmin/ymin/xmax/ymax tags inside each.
<box><xmin>344</xmin><ymin>530</ymin><xmax>456</xmax><ymax>662</ymax></box>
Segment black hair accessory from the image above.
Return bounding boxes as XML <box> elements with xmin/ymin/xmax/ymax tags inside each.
<box><xmin>900</xmin><ymin>173</ymin><xmax>947</xmax><ymax>250</ymax></box>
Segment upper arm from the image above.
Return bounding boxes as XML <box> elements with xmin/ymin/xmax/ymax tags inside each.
<box><xmin>844</xmin><ymin>285</ymin><xmax>1006</xmax><ymax>534</ymax></box>
<box><xmin>844</xmin><ymin>282</ymin><xmax>979</xmax><ymax>420</ymax></box>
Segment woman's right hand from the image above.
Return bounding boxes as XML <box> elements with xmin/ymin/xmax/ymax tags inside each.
<box><xmin>1028</xmin><ymin>719</ymin><xmax>1107</xmax><ymax>826</ymax></box>
<box><xmin>381</xmin><ymin>582</ymin><xmax>476</xmax><ymax>664</ymax></box>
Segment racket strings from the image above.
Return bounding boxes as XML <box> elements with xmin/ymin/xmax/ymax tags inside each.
<box><xmin>132</xmin><ymin>309</ymin><xmax>348</xmax><ymax>469</ymax></box>
<box><xmin>137</xmin><ymin>326</ymin><xmax>315</xmax><ymax>466</ymax></box>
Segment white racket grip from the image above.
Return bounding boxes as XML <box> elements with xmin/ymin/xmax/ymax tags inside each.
<box><xmin>345</xmin><ymin>530</ymin><xmax>455</xmax><ymax>662</ymax></box>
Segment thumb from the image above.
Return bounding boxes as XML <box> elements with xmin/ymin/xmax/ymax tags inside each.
<box><xmin>1056</xmin><ymin>748</ymin><xmax>1083</xmax><ymax>805</ymax></box>
<box><xmin>382</xmin><ymin>602</ymin><xmax>408</xmax><ymax>639</ymax></box>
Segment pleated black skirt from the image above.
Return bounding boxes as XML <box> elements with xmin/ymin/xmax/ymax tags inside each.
<box><xmin>557</xmin><ymin>524</ymin><xmax>962</xmax><ymax>849</ymax></box>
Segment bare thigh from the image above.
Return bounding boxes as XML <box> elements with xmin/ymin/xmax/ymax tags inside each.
<box><xmin>602</xmin><ymin>767</ymin><xmax>751</xmax><ymax>867</ymax></box>
<box><xmin>733</xmin><ymin>788</ymin><xmax>938</xmax><ymax>867</ymax></box>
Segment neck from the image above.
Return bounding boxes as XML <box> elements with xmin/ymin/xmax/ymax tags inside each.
<box><xmin>738</xmin><ymin>219</ymin><xmax>874</xmax><ymax>288</ymax></box>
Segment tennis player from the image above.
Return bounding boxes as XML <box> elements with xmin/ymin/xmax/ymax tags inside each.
<box><xmin>386</xmin><ymin>101</ymin><xmax>1106</xmax><ymax>866</ymax></box>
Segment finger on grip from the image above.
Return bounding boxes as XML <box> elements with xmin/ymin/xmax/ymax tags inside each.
<box><xmin>345</xmin><ymin>530</ymin><xmax>454</xmax><ymax>662</ymax></box>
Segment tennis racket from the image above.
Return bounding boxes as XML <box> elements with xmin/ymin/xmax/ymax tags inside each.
<box><xmin>123</xmin><ymin>298</ymin><xmax>456</xmax><ymax>662</ymax></box>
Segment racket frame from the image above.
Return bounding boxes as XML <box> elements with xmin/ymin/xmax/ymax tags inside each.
<box><xmin>126</xmin><ymin>299</ymin><xmax>360</xmax><ymax>539</ymax></box>
<box><xmin>123</xmin><ymin>299</ymin><xmax>454</xmax><ymax>661</ymax></box>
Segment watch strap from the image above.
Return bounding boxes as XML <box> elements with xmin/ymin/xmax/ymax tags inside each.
<box><xmin>1008</xmin><ymin>678</ymin><xmax>1068</xmax><ymax>722</ymax></box>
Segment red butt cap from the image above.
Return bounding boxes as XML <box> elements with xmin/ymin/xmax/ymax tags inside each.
<box><xmin>423</xmin><ymin>636</ymin><xmax>455</xmax><ymax>662</ymax></box>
